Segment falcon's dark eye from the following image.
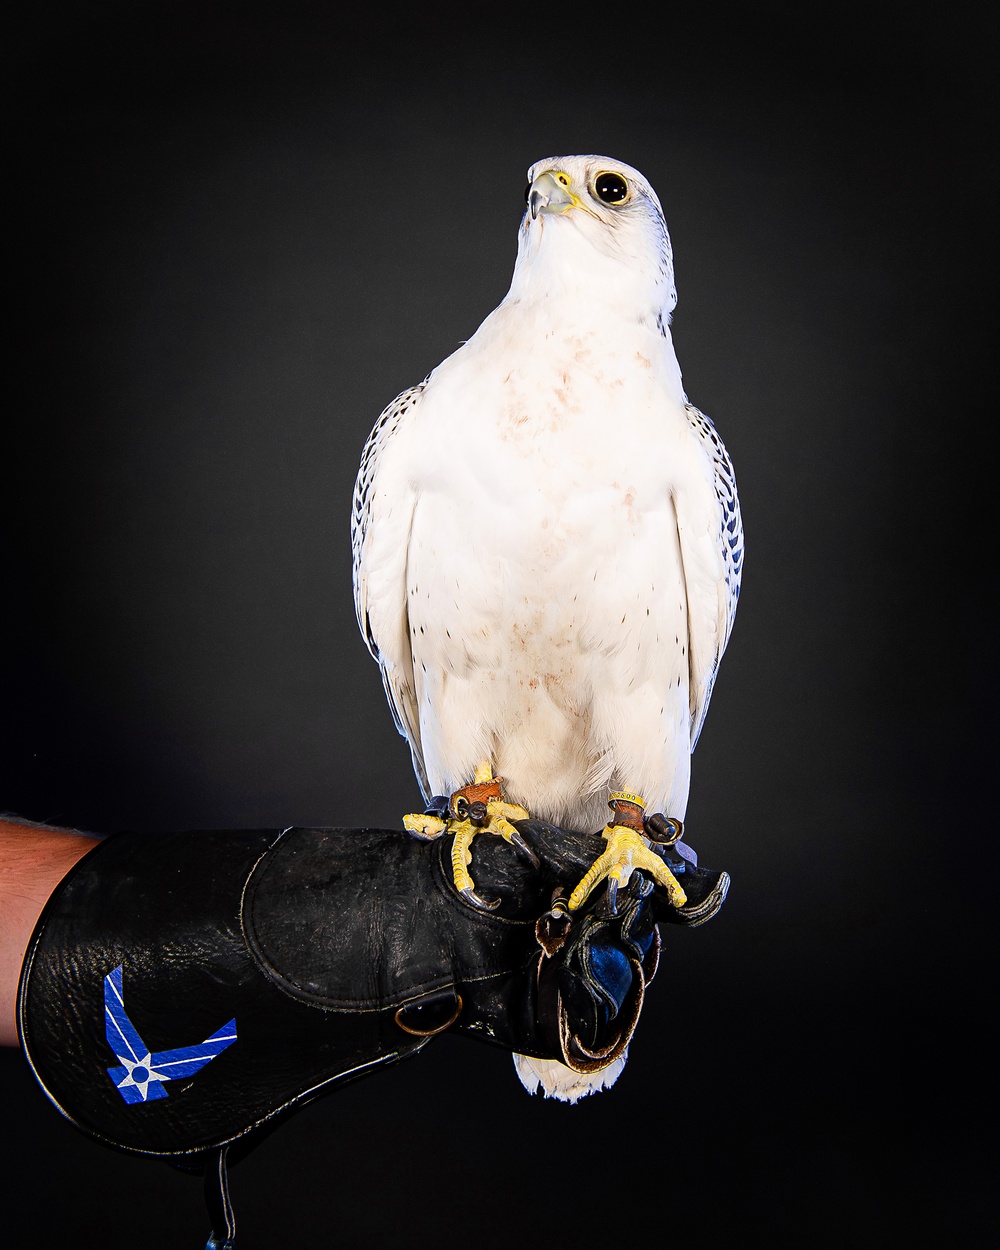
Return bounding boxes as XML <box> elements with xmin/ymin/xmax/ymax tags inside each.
<box><xmin>594</xmin><ymin>171</ymin><xmax>629</xmax><ymax>205</ymax></box>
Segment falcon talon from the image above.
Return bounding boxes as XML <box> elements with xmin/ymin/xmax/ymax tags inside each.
<box><xmin>630</xmin><ymin>873</ymin><xmax>655</xmax><ymax>899</ymax></box>
<box><xmin>506</xmin><ymin>827</ymin><xmax>540</xmax><ymax>868</ymax></box>
<box><xmin>428</xmin><ymin>773</ymin><xmax>537</xmax><ymax>897</ymax></box>
<box><xmin>459</xmin><ymin>885</ymin><xmax>502</xmax><ymax>912</ymax></box>
<box><xmin>568</xmin><ymin>821</ymin><xmax>688</xmax><ymax>913</ymax></box>
<box><xmin>403</xmin><ymin>813</ymin><xmax>448</xmax><ymax>840</ymax></box>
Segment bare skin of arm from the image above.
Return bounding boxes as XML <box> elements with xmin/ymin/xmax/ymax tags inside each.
<box><xmin>0</xmin><ymin>818</ymin><xmax>101</xmax><ymax>1046</ymax></box>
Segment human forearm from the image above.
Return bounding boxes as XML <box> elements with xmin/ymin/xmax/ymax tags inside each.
<box><xmin>0</xmin><ymin>818</ymin><xmax>101</xmax><ymax>1045</ymax></box>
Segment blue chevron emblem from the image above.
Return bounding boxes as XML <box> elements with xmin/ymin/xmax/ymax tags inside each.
<box><xmin>103</xmin><ymin>965</ymin><xmax>237</xmax><ymax>1104</ymax></box>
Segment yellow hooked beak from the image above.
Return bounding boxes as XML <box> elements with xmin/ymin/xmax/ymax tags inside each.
<box><xmin>528</xmin><ymin>169</ymin><xmax>585</xmax><ymax>220</ymax></box>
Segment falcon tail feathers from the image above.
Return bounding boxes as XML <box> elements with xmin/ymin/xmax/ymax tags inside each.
<box><xmin>512</xmin><ymin>1052</ymin><xmax>626</xmax><ymax>1103</ymax></box>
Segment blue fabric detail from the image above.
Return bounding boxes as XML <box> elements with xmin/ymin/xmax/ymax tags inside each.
<box><xmin>103</xmin><ymin>965</ymin><xmax>237</xmax><ymax>1104</ymax></box>
<box><xmin>148</xmin><ymin>1020</ymin><xmax>238</xmax><ymax>1080</ymax></box>
<box><xmin>588</xmin><ymin>943</ymin><xmax>632</xmax><ymax>1011</ymax></box>
<box><xmin>104</xmin><ymin>964</ymin><xmax>146</xmax><ymax>1064</ymax></box>
<box><xmin>107</xmin><ymin>1068</ymin><xmax>169</xmax><ymax>1103</ymax></box>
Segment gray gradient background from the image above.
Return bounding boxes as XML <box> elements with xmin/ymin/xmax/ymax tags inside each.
<box><xmin>3</xmin><ymin>3</ymin><xmax>991</xmax><ymax>1246</ymax></box>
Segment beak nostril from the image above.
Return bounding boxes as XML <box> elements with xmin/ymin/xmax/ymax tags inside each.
<box><xmin>527</xmin><ymin>171</ymin><xmax>575</xmax><ymax>220</ymax></box>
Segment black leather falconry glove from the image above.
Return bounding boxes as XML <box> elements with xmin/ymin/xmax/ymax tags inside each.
<box><xmin>18</xmin><ymin>820</ymin><xmax>728</xmax><ymax>1248</ymax></box>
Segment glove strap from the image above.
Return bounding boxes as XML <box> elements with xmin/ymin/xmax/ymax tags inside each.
<box><xmin>203</xmin><ymin>1146</ymin><xmax>236</xmax><ymax>1250</ymax></box>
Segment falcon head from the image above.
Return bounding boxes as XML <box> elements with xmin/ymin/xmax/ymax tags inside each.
<box><xmin>513</xmin><ymin>154</ymin><xmax>677</xmax><ymax>317</ymax></box>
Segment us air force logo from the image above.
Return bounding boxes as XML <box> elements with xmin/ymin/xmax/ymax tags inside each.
<box><xmin>103</xmin><ymin>965</ymin><xmax>237</xmax><ymax>1104</ymax></box>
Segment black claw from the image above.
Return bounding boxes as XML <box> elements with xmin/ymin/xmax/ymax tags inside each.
<box><xmin>606</xmin><ymin>877</ymin><xmax>620</xmax><ymax>916</ymax></box>
<box><xmin>508</xmin><ymin>829</ymin><xmax>541</xmax><ymax>868</ymax></box>
<box><xmin>630</xmin><ymin>873</ymin><xmax>655</xmax><ymax>899</ymax></box>
<box><xmin>460</xmin><ymin>885</ymin><xmax>502</xmax><ymax>912</ymax></box>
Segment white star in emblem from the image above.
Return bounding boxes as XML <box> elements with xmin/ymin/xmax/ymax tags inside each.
<box><xmin>115</xmin><ymin>1053</ymin><xmax>169</xmax><ymax>1101</ymax></box>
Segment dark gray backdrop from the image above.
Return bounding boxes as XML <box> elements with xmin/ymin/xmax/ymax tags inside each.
<box><xmin>3</xmin><ymin>3</ymin><xmax>991</xmax><ymax>1246</ymax></box>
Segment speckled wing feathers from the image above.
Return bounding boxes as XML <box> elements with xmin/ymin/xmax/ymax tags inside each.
<box><xmin>351</xmin><ymin>383</ymin><xmax>430</xmax><ymax>798</ymax></box>
<box><xmin>680</xmin><ymin>402</ymin><xmax>743</xmax><ymax>749</ymax></box>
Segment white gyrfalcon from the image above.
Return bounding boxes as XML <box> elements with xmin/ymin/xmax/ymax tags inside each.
<box><xmin>352</xmin><ymin>155</ymin><xmax>743</xmax><ymax>1100</ymax></box>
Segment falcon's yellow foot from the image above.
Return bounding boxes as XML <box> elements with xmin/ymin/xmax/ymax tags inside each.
<box><xmin>403</xmin><ymin>765</ymin><xmax>532</xmax><ymax>911</ymax></box>
<box><xmin>568</xmin><ymin>792</ymin><xmax>688</xmax><ymax>914</ymax></box>
<box><xmin>402</xmin><ymin>810</ymin><xmax>449</xmax><ymax>840</ymax></box>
